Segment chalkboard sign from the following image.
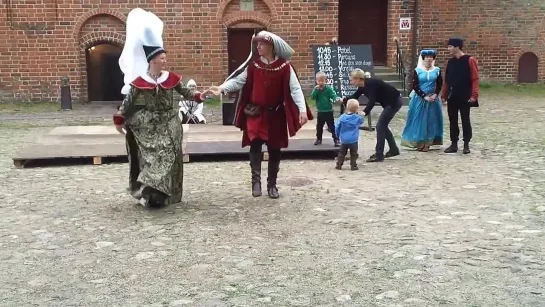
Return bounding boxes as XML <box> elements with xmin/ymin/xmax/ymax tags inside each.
<box><xmin>312</xmin><ymin>45</ymin><xmax>374</xmax><ymax>97</ymax></box>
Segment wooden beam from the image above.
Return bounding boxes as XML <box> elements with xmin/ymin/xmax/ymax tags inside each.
<box><xmin>93</xmin><ymin>156</ymin><xmax>102</xmax><ymax>165</ymax></box>
<box><xmin>13</xmin><ymin>159</ymin><xmax>26</xmax><ymax>169</ymax></box>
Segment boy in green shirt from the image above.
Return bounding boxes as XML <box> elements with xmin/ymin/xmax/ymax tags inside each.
<box><xmin>311</xmin><ymin>72</ymin><xmax>341</xmax><ymax>146</ymax></box>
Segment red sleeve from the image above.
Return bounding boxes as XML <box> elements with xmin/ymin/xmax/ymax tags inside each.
<box><xmin>113</xmin><ymin>113</ymin><xmax>125</xmax><ymax>125</ymax></box>
<box><xmin>441</xmin><ymin>65</ymin><xmax>449</xmax><ymax>101</ymax></box>
<box><xmin>193</xmin><ymin>92</ymin><xmax>203</xmax><ymax>103</ymax></box>
<box><xmin>469</xmin><ymin>57</ymin><xmax>479</xmax><ymax>100</ymax></box>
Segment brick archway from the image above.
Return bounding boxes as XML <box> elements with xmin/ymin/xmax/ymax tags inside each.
<box><xmin>217</xmin><ymin>0</ymin><xmax>277</xmax><ymax>22</ymax></box>
<box><xmin>73</xmin><ymin>9</ymin><xmax>127</xmax><ymax>39</ymax></box>
<box><xmin>223</xmin><ymin>12</ymin><xmax>271</xmax><ymax>28</ymax></box>
<box><xmin>78</xmin><ymin>33</ymin><xmax>126</xmax><ymax>102</ymax></box>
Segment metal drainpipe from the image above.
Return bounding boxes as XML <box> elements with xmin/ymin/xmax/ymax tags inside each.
<box><xmin>410</xmin><ymin>0</ymin><xmax>420</xmax><ymax>76</ymax></box>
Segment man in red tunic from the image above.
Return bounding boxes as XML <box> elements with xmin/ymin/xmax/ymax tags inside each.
<box><xmin>206</xmin><ymin>31</ymin><xmax>313</xmax><ymax>199</ymax></box>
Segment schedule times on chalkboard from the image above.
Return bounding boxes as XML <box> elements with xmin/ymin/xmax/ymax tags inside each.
<box><xmin>312</xmin><ymin>44</ymin><xmax>374</xmax><ymax>97</ymax></box>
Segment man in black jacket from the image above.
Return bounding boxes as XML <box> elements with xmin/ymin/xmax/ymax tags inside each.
<box><xmin>343</xmin><ymin>69</ymin><xmax>402</xmax><ymax>162</ymax></box>
<box><xmin>441</xmin><ymin>37</ymin><xmax>480</xmax><ymax>154</ymax></box>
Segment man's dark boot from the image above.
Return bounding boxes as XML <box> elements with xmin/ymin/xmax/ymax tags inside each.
<box><xmin>463</xmin><ymin>141</ymin><xmax>471</xmax><ymax>154</ymax></box>
<box><xmin>444</xmin><ymin>143</ymin><xmax>458</xmax><ymax>153</ymax></box>
<box><xmin>267</xmin><ymin>150</ymin><xmax>281</xmax><ymax>199</ymax></box>
<box><xmin>249</xmin><ymin>152</ymin><xmax>262</xmax><ymax>197</ymax></box>
<box><xmin>366</xmin><ymin>153</ymin><xmax>384</xmax><ymax>163</ymax></box>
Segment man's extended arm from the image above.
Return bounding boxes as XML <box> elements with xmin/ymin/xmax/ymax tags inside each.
<box><xmin>469</xmin><ymin>57</ymin><xmax>479</xmax><ymax>101</ymax></box>
<box><xmin>440</xmin><ymin>66</ymin><xmax>449</xmax><ymax>101</ymax></box>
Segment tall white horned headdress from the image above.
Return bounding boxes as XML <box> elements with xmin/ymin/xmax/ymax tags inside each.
<box><xmin>118</xmin><ymin>8</ymin><xmax>165</xmax><ymax>95</ymax></box>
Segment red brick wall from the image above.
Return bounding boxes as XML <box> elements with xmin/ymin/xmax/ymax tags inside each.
<box><xmin>417</xmin><ymin>0</ymin><xmax>545</xmax><ymax>82</ymax></box>
<box><xmin>0</xmin><ymin>0</ymin><xmax>543</xmax><ymax>103</ymax></box>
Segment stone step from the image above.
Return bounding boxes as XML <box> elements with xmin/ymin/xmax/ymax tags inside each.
<box><xmin>374</xmin><ymin>71</ymin><xmax>399</xmax><ymax>79</ymax></box>
<box><xmin>373</xmin><ymin>66</ymin><xmax>407</xmax><ymax>94</ymax></box>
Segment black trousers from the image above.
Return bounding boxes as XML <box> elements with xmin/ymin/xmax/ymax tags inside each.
<box><xmin>375</xmin><ymin>97</ymin><xmax>402</xmax><ymax>158</ymax></box>
<box><xmin>447</xmin><ymin>97</ymin><xmax>472</xmax><ymax>143</ymax></box>
<box><xmin>337</xmin><ymin>143</ymin><xmax>358</xmax><ymax>166</ymax></box>
<box><xmin>249</xmin><ymin>139</ymin><xmax>281</xmax><ymax>162</ymax></box>
<box><xmin>316</xmin><ymin>111</ymin><xmax>338</xmax><ymax>140</ymax></box>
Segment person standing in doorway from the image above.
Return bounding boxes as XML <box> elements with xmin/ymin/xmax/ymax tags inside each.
<box><xmin>441</xmin><ymin>37</ymin><xmax>480</xmax><ymax>154</ymax></box>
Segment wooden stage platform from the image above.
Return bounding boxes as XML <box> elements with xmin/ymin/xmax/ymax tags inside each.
<box><xmin>12</xmin><ymin>120</ymin><xmax>340</xmax><ymax>168</ymax></box>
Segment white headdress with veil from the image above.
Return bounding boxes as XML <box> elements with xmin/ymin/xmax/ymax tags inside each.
<box><xmin>417</xmin><ymin>49</ymin><xmax>437</xmax><ymax>70</ymax></box>
<box><xmin>118</xmin><ymin>8</ymin><xmax>165</xmax><ymax>95</ymax></box>
<box><xmin>224</xmin><ymin>30</ymin><xmax>295</xmax><ymax>83</ymax></box>
<box><xmin>409</xmin><ymin>49</ymin><xmax>437</xmax><ymax>98</ymax></box>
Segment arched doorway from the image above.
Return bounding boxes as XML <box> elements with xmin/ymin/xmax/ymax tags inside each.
<box><xmin>227</xmin><ymin>28</ymin><xmax>264</xmax><ymax>74</ymax></box>
<box><xmin>86</xmin><ymin>43</ymin><xmax>124</xmax><ymax>102</ymax></box>
<box><xmin>518</xmin><ymin>52</ymin><xmax>538</xmax><ymax>83</ymax></box>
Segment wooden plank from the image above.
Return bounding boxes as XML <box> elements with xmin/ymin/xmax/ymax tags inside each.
<box><xmin>11</xmin><ymin>125</ymin><xmax>341</xmax><ymax>167</ymax></box>
<box><xmin>93</xmin><ymin>156</ymin><xmax>102</xmax><ymax>165</ymax></box>
<box><xmin>13</xmin><ymin>159</ymin><xmax>27</xmax><ymax>169</ymax></box>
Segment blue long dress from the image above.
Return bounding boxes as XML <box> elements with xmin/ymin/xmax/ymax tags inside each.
<box><xmin>401</xmin><ymin>66</ymin><xmax>444</xmax><ymax>148</ymax></box>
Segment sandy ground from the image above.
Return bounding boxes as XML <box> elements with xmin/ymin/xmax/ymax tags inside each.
<box><xmin>0</xmin><ymin>95</ymin><xmax>544</xmax><ymax>307</ymax></box>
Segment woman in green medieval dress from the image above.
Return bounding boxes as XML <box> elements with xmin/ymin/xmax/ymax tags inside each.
<box><xmin>114</xmin><ymin>8</ymin><xmax>204</xmax><ymax>207</ymax></box>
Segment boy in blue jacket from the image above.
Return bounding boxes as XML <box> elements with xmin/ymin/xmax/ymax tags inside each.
<box><xmin>335</xmin><ymin>99</ymin><xmax>364</xmax><ymax>170</ymax></box>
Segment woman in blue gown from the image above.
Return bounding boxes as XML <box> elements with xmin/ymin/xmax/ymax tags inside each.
<box><xmin>401</xmin><ymin>49</ymin><xmax>444</xmax><ymax>152</ymax></box>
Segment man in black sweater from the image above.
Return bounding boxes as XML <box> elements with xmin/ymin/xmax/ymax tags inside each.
<box><xmin>441</xmin><ymin>37</ymin><xmax>480</xmax><ymax>154</ymax></box>
<box><xmin>343</xmin><ymin>69</ymin><xmax>402</xmax><ymax>162</ymax></box>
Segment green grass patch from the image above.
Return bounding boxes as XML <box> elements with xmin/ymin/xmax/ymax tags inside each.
<box><xmin>203</xmin><ymin>97</ymin><xmax>221</xmax><ymax>107</ymax></box>
<box><xmin>0</xmin><ymin>101</ymin><xmax>62</xmax><ymax>115</ymax></box>
<box><xmin>480</xmin><ymin>82</ymin><xmax>545</xmax><ymax>97</ymax></box>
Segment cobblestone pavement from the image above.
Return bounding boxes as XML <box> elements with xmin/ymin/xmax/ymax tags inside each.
<box><xmin>0</xmin><ymin>95</ymin><xmax>544</xmax><ymax>307</ymax></box>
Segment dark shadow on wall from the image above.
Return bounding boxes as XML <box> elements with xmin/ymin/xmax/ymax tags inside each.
<box><xmin>86</xmin><ymin>43</ymin><xmax>124</xmax><ymax>102</ymax></box>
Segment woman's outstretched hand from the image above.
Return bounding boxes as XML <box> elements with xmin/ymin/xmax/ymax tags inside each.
<box><xmin>204</xmin><ymin>86</ymin><xmax>222</xmax><ymax>96</ymax></box>
<box><xmin>115</xmin><ymin>125</ymin><xmax>125</xmax><ymax>135</ymax></box>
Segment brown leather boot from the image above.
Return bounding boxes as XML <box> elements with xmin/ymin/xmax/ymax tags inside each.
<box><xmin>267</xmin><ymin>150</ymin><xmax>281</xmax><ymax>199</ymax></box>
<box><xmin>249</xmin><ymin>152</ymin><xmax>262</xmax><ymax>197</ymax></box>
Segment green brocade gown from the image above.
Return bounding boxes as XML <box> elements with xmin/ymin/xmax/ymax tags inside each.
<box><xmin>118</xmin><ymin>78</ymin><xmax>198</xmax><ymax>206</ymax></box>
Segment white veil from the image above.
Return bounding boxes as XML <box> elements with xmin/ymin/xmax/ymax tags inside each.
<box><xmin>417</xmin><ymin>52</ymin><xmax>436</xmax><ymax>70</ymax></box>
<box><xmin>260</xmin><ymin>30</ymin><xmax>295</xmax><ymax>61</ymax></box>
<box><xmin>224</xmin><ymin>30</ymin><xmax>295</xmax><ymax>83</ymax></box>
<box><xmin>118</xmin><ymin>8</ymin><xmax>165</xmax><ymax>95</ymax></box>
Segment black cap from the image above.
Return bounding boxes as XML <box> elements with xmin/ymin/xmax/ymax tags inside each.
<box><xmin>143</xmin><ymin>45</ymin><xmax>166</xmax><ymax>63</ymax></box>
<box><xmin>447</xmin><ymin>38</ymin><xmax>464</xmax><ymax>49</ymax></box>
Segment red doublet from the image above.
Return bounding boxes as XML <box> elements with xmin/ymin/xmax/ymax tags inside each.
<box><xmin>234</xmin><ymin>59</ymin><xmax>313</xmax><ymax>149</ymax></box>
